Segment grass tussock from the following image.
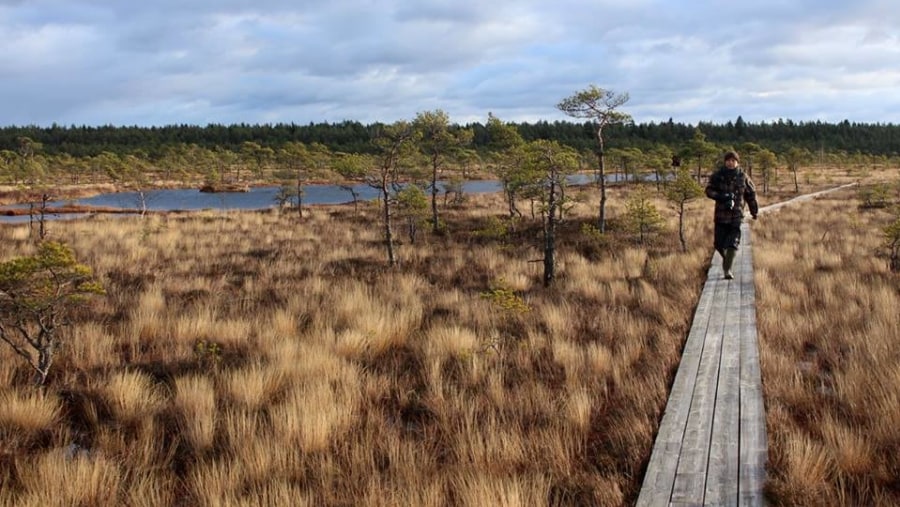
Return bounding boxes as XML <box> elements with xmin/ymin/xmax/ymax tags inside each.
<box><xmin>173</xmin><ymin>375</ymin><xmax>217</xmax><ymax>453</ymax></box>
<box><xmin>0</xmin><ymin>391</ymin><xmax>61</xmax><ymax>449</ymax></box>
<box><xmin>101</xmin><ymin>370</ymin><xmax>164</xmax><ymax>424</ymax></box>
<box><xmin>754</xmin><ymin>182</ymin><xmax>900</xmax><ymax>506</ymax></box>
<box><xmin>0</xmin><ymin>167</ymin><xmax>876</xmax><ymax>505</ymax></box>
<box><xmin>12</xmin><ymin>449</ymin><xmax>122</xmax><ymax>506</ymax></box>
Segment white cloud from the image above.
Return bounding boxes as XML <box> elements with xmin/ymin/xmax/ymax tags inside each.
<box><xmin>1</xmin><ymin>0</ymin><xmax>898</xmax><ymax>126</ymax></box>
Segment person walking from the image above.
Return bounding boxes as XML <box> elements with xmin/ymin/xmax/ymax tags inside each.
<box><xmin>705</xmin><ymin>150</ymin><xmax>759</xmax><ymax>279</ymax></box>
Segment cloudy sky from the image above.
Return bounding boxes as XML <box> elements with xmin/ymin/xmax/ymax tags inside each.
<box><xmin>2</xmin><ymin>0</ymin><xmax>898</xmax><ymax>127</ymax></box>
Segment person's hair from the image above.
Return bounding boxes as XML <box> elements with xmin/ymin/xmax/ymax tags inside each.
<box><xmin>724</xmin><ymin>151</ymin><xmax>740</xmax><ymax>163</ymax></box>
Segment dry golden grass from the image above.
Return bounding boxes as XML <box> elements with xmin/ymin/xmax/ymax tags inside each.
<box><xmin>754</xmin><ymin>176</ymin><xmax>900</xmax><ymax>506</ymax></box>
<box><xmin>173</xmin><ymin>374</ymin><xmax>217</xmax><ymax>453</ymax></box>
<box><xmin>0</xmin><ymin>167</ymin><xmax>878</xmax><ymax>505</ymax></box>
<box><xmin>8</xmin><ymin>449</ymin><xmax>122</xmax><ymax>506</ymax></box>
<box><xmin>0</xmin><ymin>391</ymin><xmax>61</xmax><ymax>449</ymax></box>
<box><xmin>270</xmin><ymin>380</ymin><xmax>357</xmax><ymax>452</ymax></box>
<box><xmin>222</xmin><ymin>362</ymin><xmax>286</xmax><ymax>410</ymax></box>
<box><xmin>101</xmin><ymin>370</ymin><xmax>164</xmax><ymax>424</ymax></box>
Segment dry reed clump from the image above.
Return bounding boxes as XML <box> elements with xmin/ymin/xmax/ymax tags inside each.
<box><xmin>220</xmin><ymin>408</ymin><xmax>266</xmax><ymax>458</ymax></box>
<box><xmin>270</xmin><ymin>380</ymin><xmax>357</xmax><ymax>452</ymax></box>
<box><xmin>100</xmin><ymin>369</ymin><xmax>164</xmax><ymax>424</ymax></box>
<box><xmin>755</xmin><ymin>188</ymin><xmax>900</xmax><ymax>506</ymax></box>
<box><xmin>317</xmin><ymin>276</ymin><xmax>426</xmax><ymax>357</ymax></box>
<box><xmin>422</xmin><ymin>324</ymin><xmax>483</xmax><ymax>397</ymax></box>
<box><xmin>776</xmin><ymin>434</ymin><xmax>835</xmax><ymax>503</ymax></box>
<box><xmin>0</xmin><ymin>390</ymin><xmax>61</xmax><ymax>447</ymax></box>
<box><xmin>121</xmin><ymin>472</ymin><xmax>176</xmax><ymax>507</ymax></box>
<box><xmin>173</xmin><ymin>374</ymin><xmax>217</xmax><ymax>453</ymax></box>
<box><xmin>0</xmin><ymin>181</ymin><xmax>723</xmax><ymax>505</ymax></box>
<box><xmin>452</xmin><ymin>472</ymin><xmax>552</xmax><ymax>507</ymax></box>
<box><xmin>65</xmin><ymin>322</ymin><xmax>118</xmax><ymax>372</ymax></box>
<box><xmin>222</xmin><ymin>361</ymin><xmax>287</xmax><ymax>410</ymax></box>
<box><xmin>10</xmin><ymin>449</ymin><xmax>122</xmax><ymax>506</ymax></box>
<box><xmin>127</xmin><ymin>282</ymin><xmax>167</xmax><ymax>344</ymax></box>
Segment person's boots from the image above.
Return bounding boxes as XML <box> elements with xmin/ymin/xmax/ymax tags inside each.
<box><xmin>723</xmin><ymin>248</ymin><xmax>737</xmax><ymax>280</ymax></box>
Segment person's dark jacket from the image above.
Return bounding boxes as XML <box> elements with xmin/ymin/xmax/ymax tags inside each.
<box><xmin>705</xmin><ymin>166</ymin><xmax>759</xmax><ymax>223</ymax></box>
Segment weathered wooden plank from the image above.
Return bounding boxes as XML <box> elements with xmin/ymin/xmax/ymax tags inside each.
<box><xmin>637</xmin><ymin>269</ymin><xmax>719</xmax><ymax>506</ymax></box>
<box><xmin>705</xmin><ymin>246</ymin><xmax>743</xmax><ymax>506</ymax></box>
<box><xmin>738</xmin><ymin>226</ymin><xmax>767</xmax><ymax>506</ymax></box>
<box><xmin>670</xmin><ymin>272</ymin><xmax>730</xmax><ymax>504</ymax></box>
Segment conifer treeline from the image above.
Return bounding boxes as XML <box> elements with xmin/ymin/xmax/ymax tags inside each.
<box><xmin>1</xmin><ymin>117</ymin><xmax>897</xmax><ymax>157</ymax></box>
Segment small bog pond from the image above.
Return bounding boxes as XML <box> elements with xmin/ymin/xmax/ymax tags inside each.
<box><xmin>0</xmin><ymin>173</ymin><xmax>644</xmax><ymax>223</ymax></box>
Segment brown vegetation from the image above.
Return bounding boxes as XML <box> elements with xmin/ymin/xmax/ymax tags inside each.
<box><xmin>1</xmin><ymin>204</ymin><xmax>151</xmax><ymax>217</ymax></box>
<box><xmin>0</xmin><ymin>183</ymin><xmax>707</xmax><ymax>506</ymax></box>
<box><xmin>0</xmin><ymin>164</ymin><xmax>888</xmax><ymax>506</ymax></box>
<box><xmin>754</xmin><ymin>181</ymin><xmax>899</xmax><ymax>505</ymax></box>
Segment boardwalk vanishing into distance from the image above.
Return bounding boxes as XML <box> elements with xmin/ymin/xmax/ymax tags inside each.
<box><xmin>637</xmin><ymin>222</ymin><xmax>766</xmax><ymax>507</ymax></box>
<box><xmin>637</xmin><ymin>183</ymin><xmax>857</xmax><ymax>506</ymax></box>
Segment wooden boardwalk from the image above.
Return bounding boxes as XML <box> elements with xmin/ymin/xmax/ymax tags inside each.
<box><xmin>637</xmin><ymin>184</ymin><xmax>857</xmax><ymax>506</ymax></box>
<box><xmin>637</xmin><ymin>221</ymin><xmax>766</xmax><ymax>506</ymax></box>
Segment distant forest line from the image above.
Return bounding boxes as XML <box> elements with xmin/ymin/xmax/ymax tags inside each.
<box><xmin>2</xmin><ymin>117</ymin><xmax>898</xmax><ymax>158</ymax></box>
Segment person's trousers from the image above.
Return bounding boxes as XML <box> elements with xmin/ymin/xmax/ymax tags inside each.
<box><xmin>714</xmin><ymin>221</ymin><xmax>742</xmax><ymax>256</ymax></box>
